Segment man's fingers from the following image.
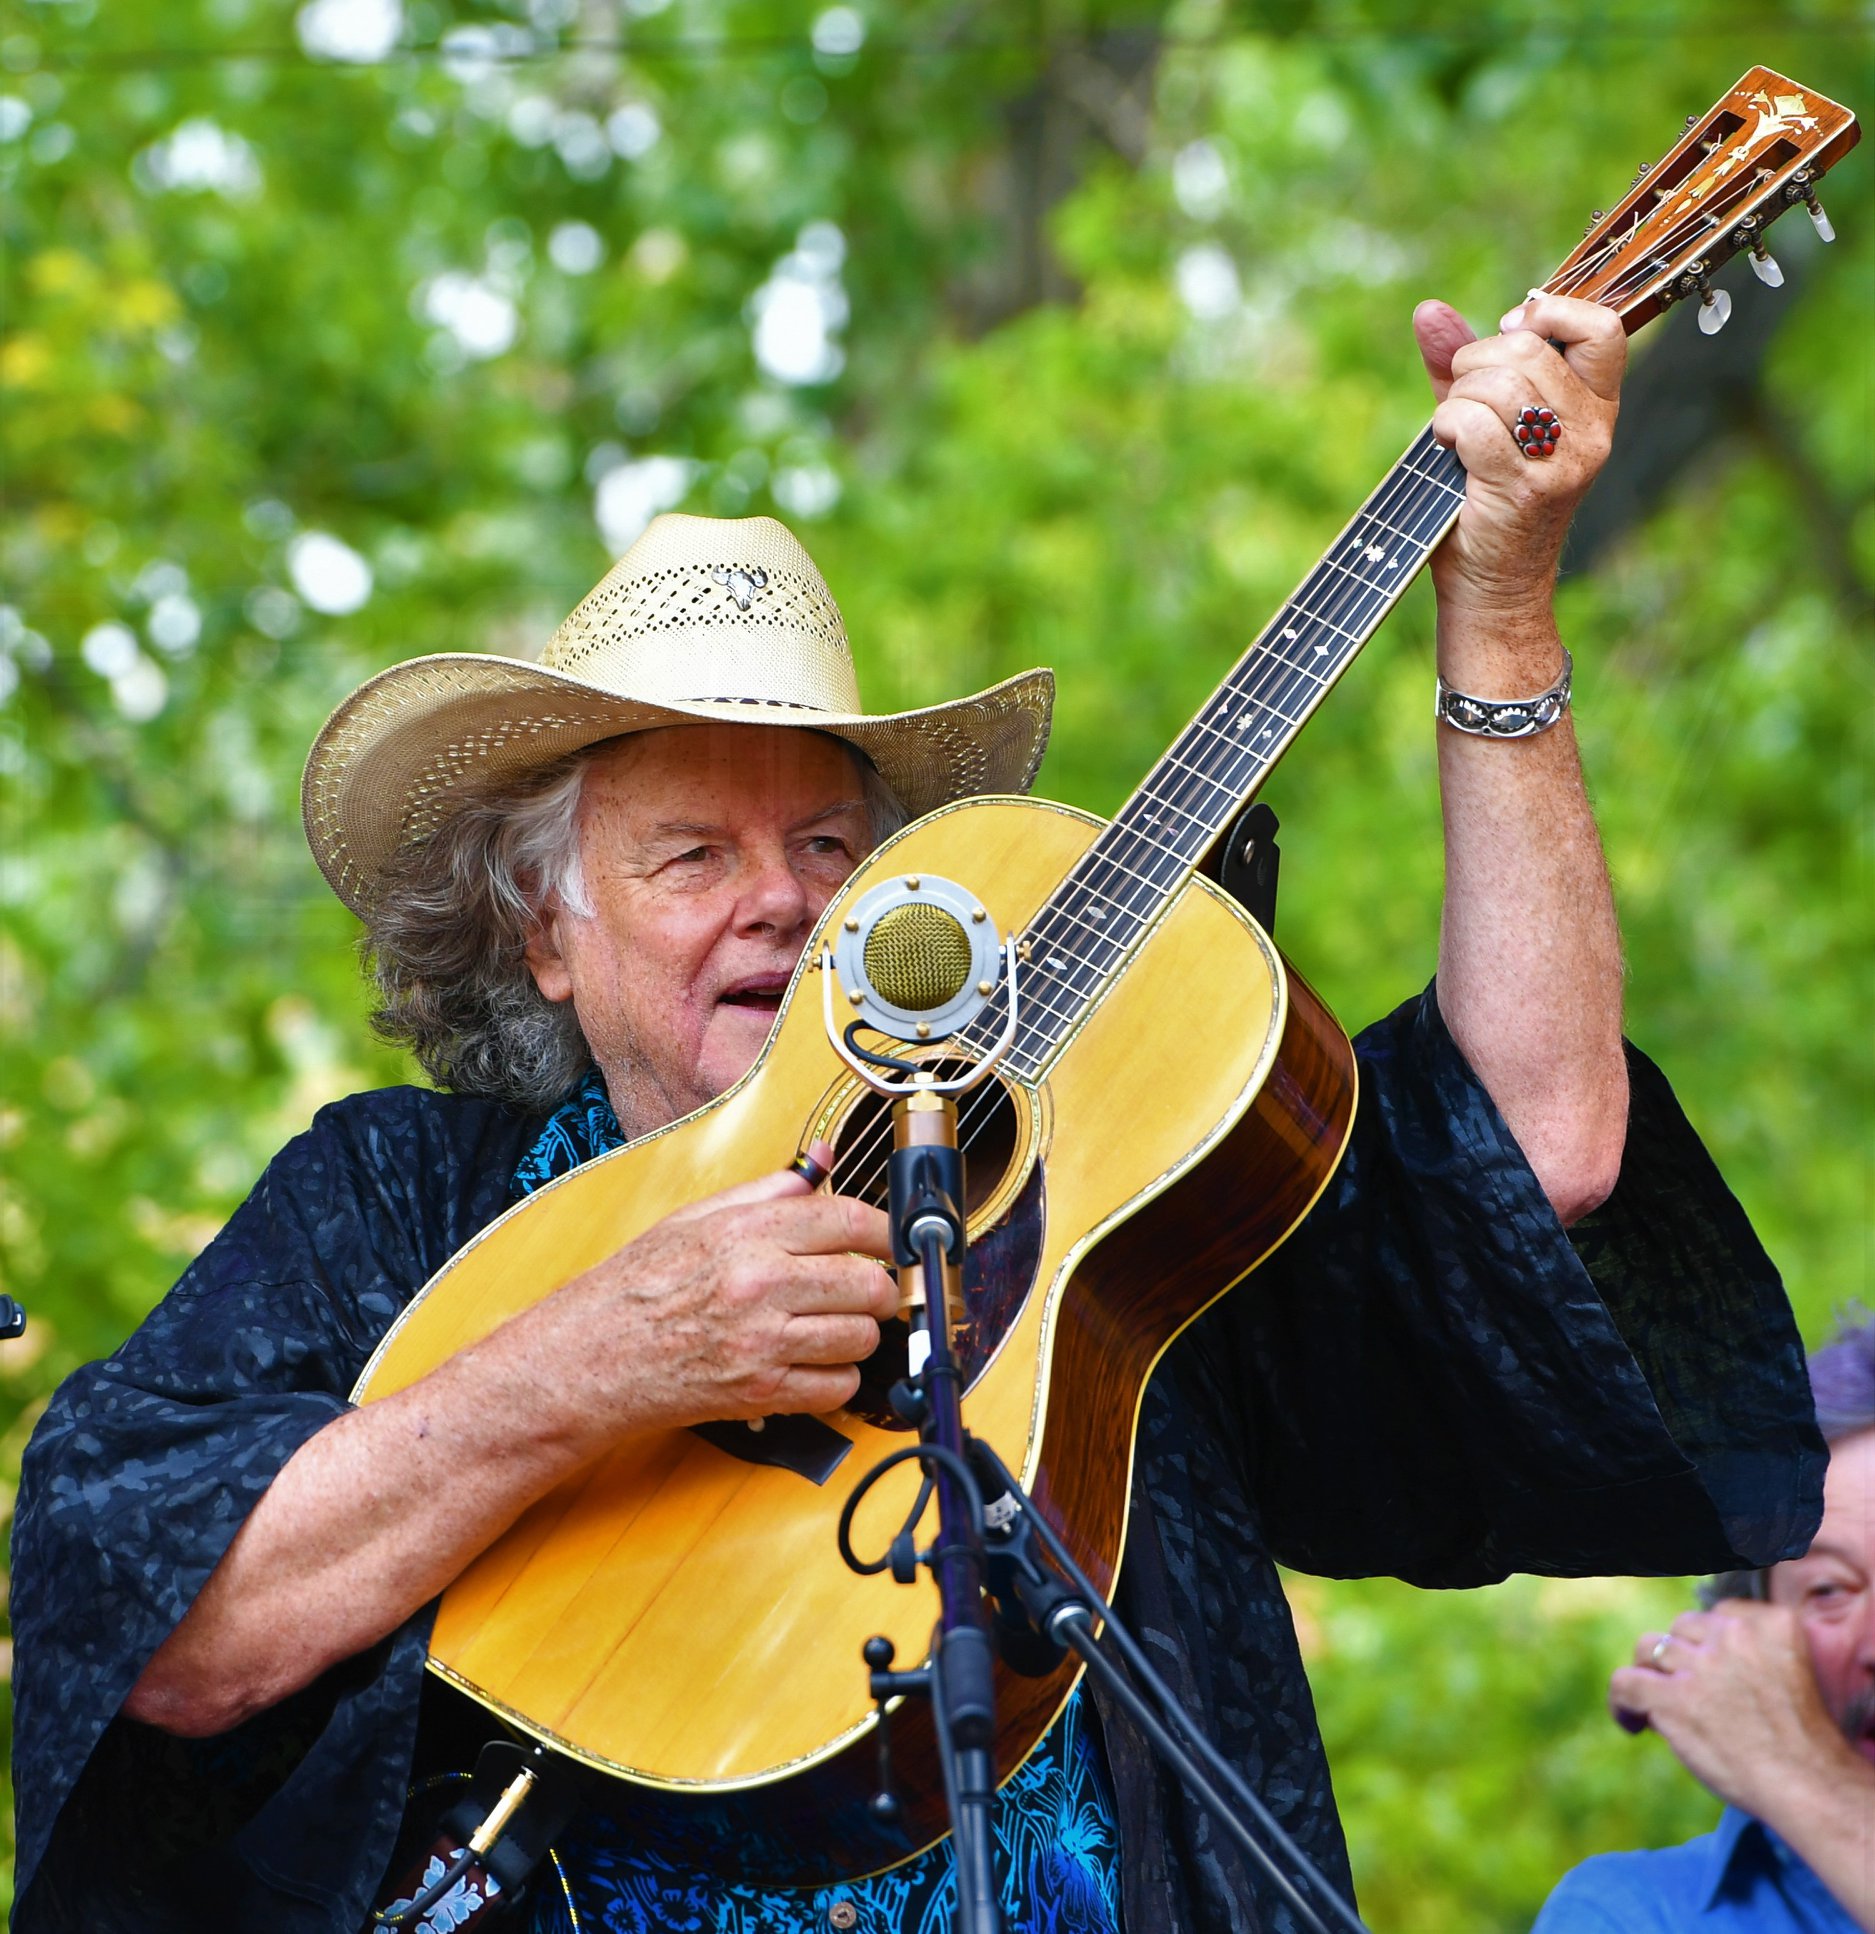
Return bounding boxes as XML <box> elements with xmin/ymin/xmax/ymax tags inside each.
<box><xmin>758</xmin><ymin>1191</ymin><xmax>894</xmax><ymax>1262</ymax></box>
<box><xmin>780</xmin><ymin>1310</ymin><xmax>884</xmax><ymax>1368</ymax></box>
<box><xmin>763</xmin><ymin>1364</ymin><xmax>864</xmax><ymax>1416</ymax></box>
<box><xmin>1429</xmin><ymin>395</ymin><xmax>1518</xmax><ymax>466</ymax></box>
<box><xmin>1497</xmin><ymin>291</ymin><xmax>1626</xmax><ymax>401</ymax></box>
<box><xmin>664</xmin><ymin>1162</ymin><xmax>812</xmax><ymax>1227</ymax></box>
<box><xmin>1412</xmin><ymin>297</ymin><xmax>1476</xmax><ymax>405</ymax></box>
<box><xmin>779</xmin><ymin>1252</ymin><xmax>900</xmax><ymax>1320</ymax></box>
<box><xmin>1446</xmin><ymin>365</ymin><xmax>1558</xmax><ymax>440</ymax></box>
<box><xmin>1609</xmin><ymin>1666</ymin><xmax>1667</xmax><ymax>1728</ymax></box>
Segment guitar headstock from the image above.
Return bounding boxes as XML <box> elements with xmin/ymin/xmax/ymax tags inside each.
<box><xmin>1541</xmin><ymin>68</ymin><xmax>1860</xmax><ymax>336</ymax></box>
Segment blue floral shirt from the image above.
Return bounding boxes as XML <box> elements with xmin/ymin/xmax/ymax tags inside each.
<box><xmin>510</xmin><ymin>1072</ymin><xmax>1125</xmax><ymax>1934</ymax></box>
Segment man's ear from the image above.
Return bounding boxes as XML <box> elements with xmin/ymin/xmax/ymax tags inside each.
<box><xmin>524</xmin><ymin>906</ymin><xmax>575</xmax><ymax>1005</ymax></box>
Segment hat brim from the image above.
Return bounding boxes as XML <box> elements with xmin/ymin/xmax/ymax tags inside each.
<box><xmin>302</xmin><ymin>653</ymin><xmax>1055</xmax><ymax>918</ymax></box>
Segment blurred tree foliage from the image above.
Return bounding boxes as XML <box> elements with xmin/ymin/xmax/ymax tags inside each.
<box><xmin>1</xmin><ymin>0</ymin><xmax>1869</xmax><ymax>1923</ymax></box>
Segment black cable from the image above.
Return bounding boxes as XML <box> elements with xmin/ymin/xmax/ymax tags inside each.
<box><xmin>836</xmin><ymin>1442</ymin><xmax>983</xmax><ymax>1576</ymax></box>
<box><xmin>842</xmin><ymin>1021</ymin><xmax>929</xmax><ymax>1079</ymax></box>
<box><xmin>972</xmin><ymin>1442</ymin><xmax>1373</xmax><ymax>1934</ymax></box>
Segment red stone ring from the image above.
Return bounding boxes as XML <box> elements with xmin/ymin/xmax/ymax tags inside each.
<box><xmin>1514</xmin><ymin>405</ymin><xmax>1561</xmax><ymax>458</ymax></box>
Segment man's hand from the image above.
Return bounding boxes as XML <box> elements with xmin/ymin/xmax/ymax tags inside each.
<box><xmin>1415</xmin><ymin>292</ymin><xmax>1623</xmax><ymax>617</ymax></box>
<box><xmin>531</xmin><ymin>1154</ymin><xmax>898</xmax><ymax>1438</ymax></box>
<box><xmin>1612</xmin><ymin>1600</ymin><xmax>1875</xmax><ymax>1932</ymax></box>
<box><xmin>1614</xmin><ymin>1601</ymin><xmax>1859</xmax><ymax>1818</ymax></box>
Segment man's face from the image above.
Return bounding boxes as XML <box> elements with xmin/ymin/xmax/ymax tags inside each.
<box><xmin>525</xmin><ymin>724</ymin><xmax>875</xmax><ymax>1140</ymax></box>
<box><xmin>1772</xmin><ymin>1426</ymin><xmax>1875</xmax><ymax>1764</ymax></box>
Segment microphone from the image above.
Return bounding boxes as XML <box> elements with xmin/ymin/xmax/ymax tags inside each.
<box><xmin>830</xmin><ymin>873</ymin><xmax>1009</xmax><ymax>1046</ymax></box>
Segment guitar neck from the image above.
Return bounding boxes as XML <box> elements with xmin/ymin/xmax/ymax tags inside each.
<box><xmin>957</xmin><ymin>67</ymin><xmax>1859</xmax><ymax>1082</ymax></box>
<box><xmin>974</xmin><ymin>425</ymin><xmax>1466</xmax><ymax>1081</ymax></box>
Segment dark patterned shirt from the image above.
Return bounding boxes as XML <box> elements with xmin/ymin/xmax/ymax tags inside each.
<box><xmin>11</xmin><ymin>987</ymin><xmax>1826</xmax><ymax>1934</ymax></box>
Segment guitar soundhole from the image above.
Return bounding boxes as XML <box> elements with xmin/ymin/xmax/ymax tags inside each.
<box><xmin>823</xmin><ymin>1059</ymin><xmax>1020</xmax><ymax>1216</ymax></box>
<box><xmin>827</xmin><ymin>1064</ymin><xmax>1044</xmax><ymax>1431</ymax></box>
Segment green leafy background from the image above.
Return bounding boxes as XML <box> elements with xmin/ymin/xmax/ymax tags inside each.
<box><xmin>2</xmin><ymin>2</ymin><xmax>1869</xmax><ymax>1925</ymax></box>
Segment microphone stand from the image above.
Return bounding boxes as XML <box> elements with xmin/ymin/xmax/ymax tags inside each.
<box><xmin>821</xmin><ymin>895</ymin><xmax>1364</xmax><ymax>1934</ymax></box>
<box><xmin>964</xmin><ymin>1437</ymin><xmax>1374</xmax><ymax>1934</ymax></box>
<box><xmin>879</xmin><ymin>1078</ymin><xmax>1002</xmax><ymax>1934</ymax></box>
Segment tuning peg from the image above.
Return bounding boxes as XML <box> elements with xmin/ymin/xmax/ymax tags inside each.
<box><xmin>1748</xmin><ymin>246</ymin><xmax>1785</xmax><ymax>287</ymax></box>
<box><xmin>1786</xmin><ymin>172</ymin><xmax>1836</xmax><ymax>244</ymax></box>
<box><xmin>1696</xmin><ymin>286</ymin><xmax>1733</xmax><ymax>335</ymax></box>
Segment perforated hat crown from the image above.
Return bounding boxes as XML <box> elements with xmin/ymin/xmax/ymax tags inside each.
<box><xmin>302</xmin><ymin>513</ymin><xmax>1054</xmax><ymax>917</ymax></box>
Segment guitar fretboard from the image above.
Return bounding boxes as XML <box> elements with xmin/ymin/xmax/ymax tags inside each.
<box><xmin>964</xmin><ymin>425</ymin><xmax>1467</xmax><ymax>1080</ymax></box>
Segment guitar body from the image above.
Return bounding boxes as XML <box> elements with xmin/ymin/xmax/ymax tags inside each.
<box><xmin>354</xmin><ymin>795</ymin><xmax>1357</xmax><ymax>1882</ymax></box>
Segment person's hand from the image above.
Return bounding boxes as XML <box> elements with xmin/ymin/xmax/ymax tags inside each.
<box><xmin>528</xmin><ymin>1144</ymin><xmax>898</xmax><ymax>1437</ymax></box>
<box><xmin>1610</xmin><ymin>1599</ymin><xmax>1864</xmax><ymax>1825</ymax></box>
<box><xmin>1414</xmin><ymin>292</ymin><xmax>1624</xmax><ymax>617</ymax></box>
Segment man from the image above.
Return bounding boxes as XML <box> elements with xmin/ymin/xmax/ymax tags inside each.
<box><xmin>11</xmin><ymin>297</ymin><xmax>1825</xmax><ymax>1932</ymax></box>
<box><xmin>1536</xmin><ymin>1317</ymin><xmax>1875</xmax><ymax>1934</ymax></box>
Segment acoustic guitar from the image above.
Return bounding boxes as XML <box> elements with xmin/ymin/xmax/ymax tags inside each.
<box><xmin>354</xmin><ymin>69</ymin><xmax>1858</xmax><ymax>1885</ymax></box>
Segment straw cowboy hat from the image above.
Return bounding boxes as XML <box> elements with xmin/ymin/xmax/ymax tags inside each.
<box><xmin>302</xmin><ymin>513</ymin><xmax>1055</xmax><ymax>917</ymax></box>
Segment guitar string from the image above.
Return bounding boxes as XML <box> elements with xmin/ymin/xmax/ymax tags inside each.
<box><xmin>1546</xmin><ymin>166</ymin><xmax>1802</xmax><ymax>312</ymax></box>
<box><xmin>832</xmin><ymin>432</ymin><xmax>1465</xmax><ymax>1197</ymax></box>
<box><xmin>830</xmin><ymin>440</ymin><xmax>1459</xmax><ymax>1197</ymax></box>
<box><xmin>836</xmin><ymin>132</ymin><xmax>1815</xmax><ymax>1182</ymax></box>
<box><xmin>830</xmin><ymin>439</ymin><xmax>1462</xmax><ymax>1203</ymax></box>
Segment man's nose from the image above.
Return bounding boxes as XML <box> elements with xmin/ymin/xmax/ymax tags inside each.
<box><xmin>736</xmin><ymin>847</ymin><xmax>813</xmax><ymax>935</ymax></box>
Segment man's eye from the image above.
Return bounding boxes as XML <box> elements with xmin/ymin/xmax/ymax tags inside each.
<box><xmin>802</xmin><ymin>835</ymin><xmax>851</xmax><ymax>857</ymax></box>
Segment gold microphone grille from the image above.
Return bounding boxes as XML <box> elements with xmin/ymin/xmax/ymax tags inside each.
<box><xmin>863</xmin><ymin>903</ymin><xmax>975</xmax><ymax>1012</ymax></box>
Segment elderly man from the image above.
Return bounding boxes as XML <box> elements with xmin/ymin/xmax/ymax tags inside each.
<box><xmin>1536</xmin><ymin>1317</ymin><xmax>1875</xmax><ymax>1934</ymax></box>
<box><xmin>12</xmin><ymin>298</ymin><xmax>1824</xmax><ymax>1934</ymax></box>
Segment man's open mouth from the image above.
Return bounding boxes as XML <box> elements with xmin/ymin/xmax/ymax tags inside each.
<box><xmin>719</xmin><ymin>976</ymin><xmax>790</xmax><ymax>1013</ymax></box>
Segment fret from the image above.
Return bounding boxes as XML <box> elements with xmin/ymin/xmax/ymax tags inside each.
<box><xmin>1160</xmin><ymin>743</ymin><xmax>1259</xmax><ymax>794</ymax></box>
<box><xmin>1280</xmin><ymin>591</ymin><xmax>1373</xmax><ymax>644</ymax></box>
<box><xmin>1072</xmin><ymin>835</ymin><xmax>1190</xmax><ymax>904</ymax></box>
<box><xmin>1357</xmin><ymin>506</ymin><xmax>1441</xmax><ymax>552</ymax></box>
<box><xmin>1040</xmin><ymin>902</ymin><xmax>1130</xmax><ymax>959</ymax></box>
<box><xmin>1248</xmin><ymin>619</ymin><xmax>1346</xmax><ymax>678</ymax></box>
<box><xmin>1321</xmin><ymin>548</ymin><xmax>1411</xmax><ymax>598</ymax></box>
<box><xmin>1104</xmin><ymin>815</ymin><xmax>1206</xmax><ymax>874</ymax></box>
<box><xmin>1191</xmin><ymin>680</ymin><xmax>1308</xmax><ymax>738</ymax></box>
<box><xmin>1396</xmin><ymin>456</ymin><xmax>1467</xmax><ymax>497</ymax></box>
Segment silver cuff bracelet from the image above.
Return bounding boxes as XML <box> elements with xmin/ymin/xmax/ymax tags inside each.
<box><xmin>1435</xmin><ymin>649</ymin><xmax>1573</xmax><ymax>739</ymax></box>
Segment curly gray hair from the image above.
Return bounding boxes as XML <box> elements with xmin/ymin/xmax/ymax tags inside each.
<box><xmin>362</xmin><ymin>735</ymin><xmax>907</xmax><ymax>1110</ymax></box>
